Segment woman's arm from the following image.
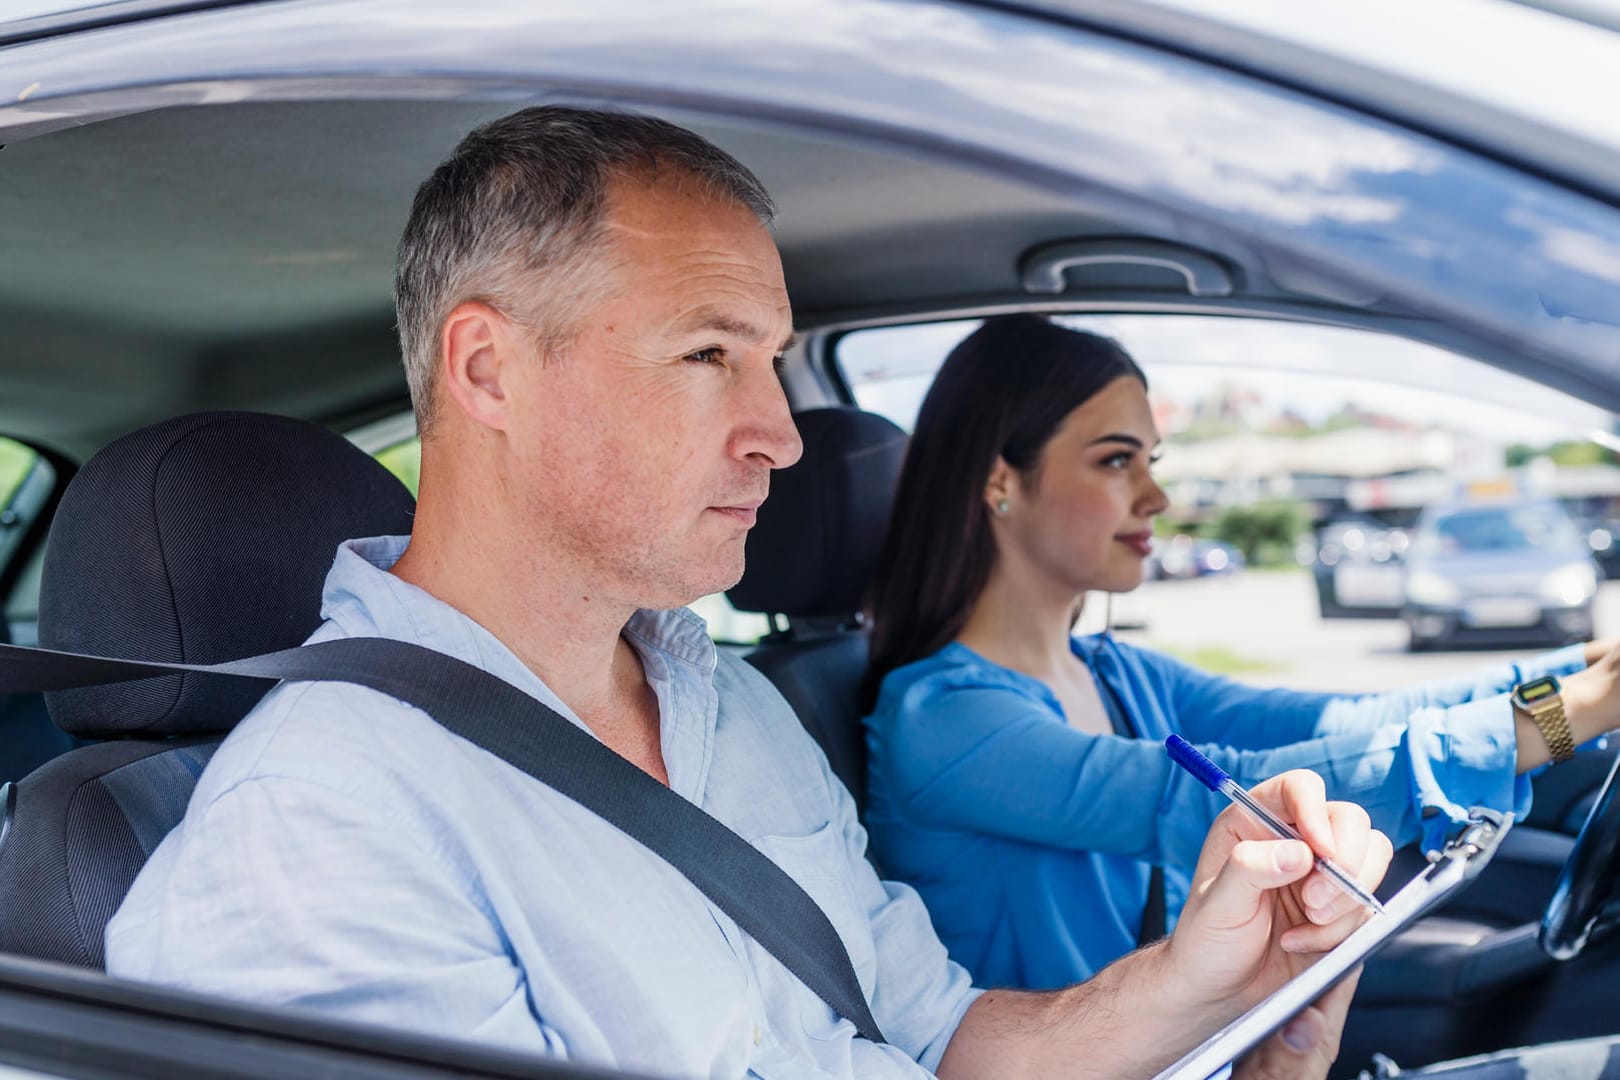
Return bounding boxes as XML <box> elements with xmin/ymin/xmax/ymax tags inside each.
<box><xmin>875</xmin><ymin>684</ymin><xmax>1423</xmax><ymax>869</ymax></box>
<box><xmin>1145</xmin><ymin>640</ymin><xmax>1589</xmax><ymax>749</ymax></box>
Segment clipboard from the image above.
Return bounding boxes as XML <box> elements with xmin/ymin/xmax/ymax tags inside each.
<box><xmin>1154</xmin><ymin>807</ymin><xmax>1514</xmax><ymax>1080</ymax></box>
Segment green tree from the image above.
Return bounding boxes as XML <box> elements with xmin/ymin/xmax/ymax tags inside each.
<box><xmin>1210</xmin><ymin>501</ymin><xmax>1308</xmax><ymax>566</ymax></box>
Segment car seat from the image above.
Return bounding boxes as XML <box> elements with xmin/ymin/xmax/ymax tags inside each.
<box><xmin>728</xmin><ymin>407</ymin><xmax>908</xmax><ymax>813</ymax></box>
<box><xmin>0</xmin><ymin>412</ymin><xmax>416</xmax><ymax>968</ymax></box>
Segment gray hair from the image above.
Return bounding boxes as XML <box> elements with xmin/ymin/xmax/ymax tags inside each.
<box><xmin>394</xmin><ymin>106</ymin><xmax>776</xmax><ymax>433</ymax></box>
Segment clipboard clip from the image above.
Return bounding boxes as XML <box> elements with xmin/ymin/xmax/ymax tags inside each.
<box><xmin>1425</xmin><ymin>806</ymin><xmax>1513</xmax><ymax>883</ymax></box>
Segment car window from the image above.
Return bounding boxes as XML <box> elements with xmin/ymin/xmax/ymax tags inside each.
<box><xmin>0</xmin><ymin>438</ymin><xmax>57</xmax><ymax>646</ymax></box>
<box><xmin>1420</xmin><ymin>504</ymin><xmax>1581</xmax><ymax>555</ymax></box>
<box><xmin>374</xmin><ymin>437</ymin><xmax>422</xmax><ymax>497</ymax></box>
<box><xmin>837</xmin><ymin>314</ymin><xmax>1620</xmax><ymax>688</ymax></box>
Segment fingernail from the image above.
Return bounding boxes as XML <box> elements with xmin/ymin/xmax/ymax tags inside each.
<box><xmin>1282</xmin><ymin>1015</ymin><xmax>1316</xmax><ymax>1052</ymax></box>
<box><xmin>1276</xmin><ymin>842</ymin><xmax>1309</xmax><ymax>873</ymax></box>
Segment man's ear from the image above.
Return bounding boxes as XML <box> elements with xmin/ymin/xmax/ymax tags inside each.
<box><xmin>439</xmin><ymin>300</ymin><xmax>519</xmax><ymax>432</ymax></box>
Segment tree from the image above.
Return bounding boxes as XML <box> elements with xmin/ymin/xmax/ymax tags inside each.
<box><xmin>1210</xmin><ymin>501</ymin><xmax>1308</xmax><ymax>566</ymax></box>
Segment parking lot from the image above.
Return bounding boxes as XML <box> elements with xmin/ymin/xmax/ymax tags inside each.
<box><xmin>1103</xmin><ymin>569</ymin><xmax>1620</xmax><ymax>692</ymax></box>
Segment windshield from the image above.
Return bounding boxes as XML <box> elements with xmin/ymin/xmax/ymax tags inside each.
<box><xmin>1418</xmin><ymin>504</ymin><xmax>1580</xmax><ymax>554</ymax></box>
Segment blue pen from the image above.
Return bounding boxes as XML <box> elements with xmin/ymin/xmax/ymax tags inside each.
<box><xmin>1165</xmin><ymin>735</ymin><xmax>1386</xmax><ymax>916</ymax></box>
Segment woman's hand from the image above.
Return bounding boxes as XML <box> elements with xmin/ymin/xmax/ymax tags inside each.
<box><xmin>1530</xmin><ymin>642</ymin><xmax>1620</xmax><ymax>771</ymax></box>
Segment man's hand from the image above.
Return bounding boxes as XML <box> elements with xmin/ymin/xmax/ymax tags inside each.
<box><xmin>936</xmin><ymin>770</ymin><xmax>1391</xmax><ymax>1080</ymax></box>
<box><xmin>1163</xmin><ymin>769</ymin><xmax>1393</xmax><ymax>1029</ymax></box>
<box><xmin>1232</xmin><ymin>968</ymin><xmax>1361</xmax><ymax>1080</ymax></box>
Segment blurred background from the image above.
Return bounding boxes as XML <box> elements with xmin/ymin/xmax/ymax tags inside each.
<box><xmin>827</xmin><ymin>314</ymin><xmax>1620</xmax><ymax>691</ymax></box>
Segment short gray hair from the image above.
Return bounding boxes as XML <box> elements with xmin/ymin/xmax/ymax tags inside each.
<box><xmin>394</xmin><ymin>106</ymin><xmax>775</xmax><ymax>433</ymax></box>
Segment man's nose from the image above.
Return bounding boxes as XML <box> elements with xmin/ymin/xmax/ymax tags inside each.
<box><xmin>736</xmin><ymin>365</ymin><xmax>803</xmax><ymax>470</ymax></box>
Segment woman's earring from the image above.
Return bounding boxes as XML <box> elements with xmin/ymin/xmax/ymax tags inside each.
<box><xmin>995</xmin><ymin>499</ymin><xmax>1010</xmax><ymax>515</ymax></box>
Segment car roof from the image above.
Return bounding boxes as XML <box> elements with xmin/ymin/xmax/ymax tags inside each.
<box><xmin>2</xmin><ymin>1</ymin><xmax>1619</xmax><ymax>464</ymax></box>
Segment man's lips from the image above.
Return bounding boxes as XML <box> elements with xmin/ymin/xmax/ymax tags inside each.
<box><xmin>710</xmin><ymin>499</ymin><xmax>765</xmax><ymax>527</ymax></box>
<box><xmin>1116</xmin><ymin>531</ymin><xmax>1154</xmax><ymax>557</ymax></box>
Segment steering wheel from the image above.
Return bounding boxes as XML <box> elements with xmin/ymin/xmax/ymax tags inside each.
<box><xmin>1541</xmin><ymin>750</ymin><xmax>1620</xmax><ymax>959</ymax></box>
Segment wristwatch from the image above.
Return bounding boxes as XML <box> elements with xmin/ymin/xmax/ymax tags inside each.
<box><xmin>1512</xmin><ymin>674</ymin><xmax>1576</xmax><ymax>764</ymax></box>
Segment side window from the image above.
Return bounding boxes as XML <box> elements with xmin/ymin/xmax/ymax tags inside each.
<box><xmin>375</xmin><ymin>437</ymin><xmax>422</xmax><ymax>498</ymax></box>
<box><xmin>0</xmin><ymin>438</ymin><xmax>57</xmax><ymax>647</ymax></box>
<box><xmin>836</xmin><ymin>314</ymin><xmax>1617</xmax><ymax>688</ymax></box>
<box><xmin>354</xmin><ymin>423</ymin><xmax>770</xmax><ymax>646</ymax></box>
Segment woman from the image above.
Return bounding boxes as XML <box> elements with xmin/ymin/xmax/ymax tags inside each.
<box><xmin>860</xmin><ymin>314</ymin><xmax>1620</xmax><ymax>991</ymax></box>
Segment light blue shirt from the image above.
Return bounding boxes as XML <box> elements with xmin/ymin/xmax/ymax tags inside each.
<box><xmin>107</xmin><ymin>535</ymin><xmax>979</xmax><ymax>1079</ymax></box>
<box><xmin>865</xmin><ymin>634</ymin><xmax>1586</xmax><ymax>991</ymax></box>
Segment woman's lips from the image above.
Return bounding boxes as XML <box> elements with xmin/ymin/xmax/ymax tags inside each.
<box><xmin>1116</xmin><ymin>531</ymin><xmax>1154</xmax><ymax>557</ymax></box>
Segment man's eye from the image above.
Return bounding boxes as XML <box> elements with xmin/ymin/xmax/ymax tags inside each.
<box><xmin>686</xmin><ymin>347</ymin><xmax>725</xmax><ymax>364</ymax></box>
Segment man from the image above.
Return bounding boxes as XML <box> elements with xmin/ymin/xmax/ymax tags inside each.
<box><xmin>106</xmin><ymin>106</ymin><xmax>1390</xmax><ymax>1078</ymax></box>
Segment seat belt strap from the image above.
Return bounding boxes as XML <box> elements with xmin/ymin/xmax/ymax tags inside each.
<box><xmin>0</xmin><ymin>637</ymin><xmax>887</xmax><ymax>1045</ymax></box>
<box><xmin>1089</xmin><ymin>638</ymin><xmax>1167</xmax><ymax>947</ymax></box>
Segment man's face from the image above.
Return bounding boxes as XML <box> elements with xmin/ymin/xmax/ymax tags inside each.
<box><xmin>502</xmin><ymin>173</ymin><xmax>802</xmax><ymax>611</ymax></box>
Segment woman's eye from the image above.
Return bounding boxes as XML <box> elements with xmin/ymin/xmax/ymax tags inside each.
<box><xmin>1101</xmin><ymin>453</ymin><xmax>1131</xmax><ymax>469</ymax></box>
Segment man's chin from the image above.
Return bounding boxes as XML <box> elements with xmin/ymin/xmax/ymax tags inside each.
<box><xmin>644</xmin><ymin>563</ymin><xmax>747</xmax><ymax>614</ymax></box>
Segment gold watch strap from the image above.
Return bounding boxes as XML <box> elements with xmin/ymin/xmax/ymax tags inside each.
<box><xmin>1526</xmin><ymin>695</ymin><xmax>1577</xmax><ymax>764</ymax></box>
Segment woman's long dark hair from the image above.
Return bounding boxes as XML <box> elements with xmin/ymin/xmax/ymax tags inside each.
<box><xmin>859</xmin><ymin>315</ymin><xmax>1147</xmax><ymax>712</ymax></box>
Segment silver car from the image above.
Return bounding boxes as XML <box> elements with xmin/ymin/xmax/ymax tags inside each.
<box><xmin>1403</xmin><ymin>501</ymin><xmax>1599</xmax><ymax>650</ymax></box>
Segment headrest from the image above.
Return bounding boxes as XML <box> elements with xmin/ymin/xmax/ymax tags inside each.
<box><xmin>39</xmin><ymin>412</ymin><xmax>416</xmax><ymax>738</ymax></box>
<box><xmin>729</xmin><ymin>407</ymin><xmax>907</xmax><ymax>619</ymax></box>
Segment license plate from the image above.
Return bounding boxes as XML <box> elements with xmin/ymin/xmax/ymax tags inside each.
<box><xmin>1464</xmin><ymin>598</ymin><xmax>1540</xmax><ymax>628</ymax></box>
<box><xmin>1333</xmin><ymin>564</ymin><xmax>1403</xmax><ymax>607</ymax></box>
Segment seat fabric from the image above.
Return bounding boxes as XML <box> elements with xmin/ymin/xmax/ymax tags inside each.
<box><xmin>729</xmin><ymin>408</ymin><xmax>908</xmax><ymax>812</ymax></box>
<box><xmin>0</xmin><ymin>412</ymin><xmax>415</xmax><ymax>968</ymax></box>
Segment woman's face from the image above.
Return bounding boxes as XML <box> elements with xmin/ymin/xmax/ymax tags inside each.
<box><xmin>990</xmin><ymin>375</ymin><xmax>1169</xmax><ymax>595</ymax></box>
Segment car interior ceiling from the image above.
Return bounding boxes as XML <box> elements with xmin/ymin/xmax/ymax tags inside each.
<box><xmin>9</xmin><ymin>91</ymin><xmax>1620</xmax><ymax>1072</ymax></box>
<box><xmin>0</xmin><ymin>95</ymin><xmax>1540</xmax><ymax>460</ymax></box>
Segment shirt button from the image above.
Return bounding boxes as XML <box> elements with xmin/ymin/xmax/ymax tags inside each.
<box><xmin>753</xmin><ymin>1024</ymin><xmax>762</xmax><ymax>1047</ymax></box>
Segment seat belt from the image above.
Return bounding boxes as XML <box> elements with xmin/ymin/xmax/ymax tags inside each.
<box><xmin>1089</xmin><ymin>637</ymin><xmax>1167</xmax><ymax>947</ymax></box>
<box><xmin>0</xmin><ymin>636</ymin><xmax>886</xmax><ymax>1045</ymax></box>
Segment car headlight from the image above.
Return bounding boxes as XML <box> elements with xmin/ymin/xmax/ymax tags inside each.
<box><xmin>1541</xmin><ymin>562</ymin><xmax>1598</xmax><ymax>606</ymax></box>
<box><xmin>1406</xmin><ymin>568</ymin><xmax>1461</xmax><ymax>607</ymax></box>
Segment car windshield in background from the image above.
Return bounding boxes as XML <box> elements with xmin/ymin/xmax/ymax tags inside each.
<box><xmin>1420</xmin><ymin>504</ymin><xmax>1581</xmax><ymax>555</ymax></box>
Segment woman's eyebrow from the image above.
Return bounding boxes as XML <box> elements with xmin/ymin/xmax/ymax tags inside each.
<box><xmin>1087</xmin><ymin>433</ymin><xmax>1146</xmax><ymax>449</ymax></box>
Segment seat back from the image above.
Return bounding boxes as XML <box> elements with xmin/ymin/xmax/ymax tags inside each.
<box><xmin>0</xmin><ymin>615</ymin><xmax>74</xmax><ymax>783</ymax></box>
<box><xmin>729</xmin><ymin>408</ymin><xmax>907</xmax><ymax>811</ymax></box>
<box><xmin>0</xmin><ymin>412</ymin><xmax>416</xmax><ymax>967</ymax></box>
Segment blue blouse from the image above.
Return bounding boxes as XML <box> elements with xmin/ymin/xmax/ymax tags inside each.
<box><xmin>863</xmin><ymin>634</ymin><xmax>1586</xmax><ymax>990</ymax></box>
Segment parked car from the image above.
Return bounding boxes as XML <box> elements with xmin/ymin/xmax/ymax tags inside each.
<box><xmin>4</xmin><ymin>2</ymin><xmax>1620</xmax><ymax>1078</ymax></box>
<box><xmin>1403</xmin><ymin>501</ymin><xmax>1599</xmax><ymax>651</ymax></box>
<box><xmin>1579</xmin><ymin>515</ymin><xmax>1620</xmax><ymax>579</ymax></box>
<box><xmin>1312</xmin><ymin>516</ymin><xmax>1410</xmax><ymax>619</ymax></box>
<box><xmin>1152</xmin><ymin>534</ymin><xmax>1246</xmax><ymax>580</ymax></box>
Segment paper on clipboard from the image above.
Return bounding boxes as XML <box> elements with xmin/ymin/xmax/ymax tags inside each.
<box><xmin>1154</xmin><ymin>808</ymin><xmax>1513</xmax><ymax>1080</ymax></box>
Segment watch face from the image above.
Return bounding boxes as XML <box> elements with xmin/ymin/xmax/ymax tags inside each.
<box><xmin>1517</xmin><ymin>675</ymin><xmax>1561</xmax><ymax>706</ymax></box>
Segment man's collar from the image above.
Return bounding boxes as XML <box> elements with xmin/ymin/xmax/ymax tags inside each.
<box><xmin>321</xmin><ymin>535</ymin><xmax>717</xmax><ymax>676</ymax></box>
